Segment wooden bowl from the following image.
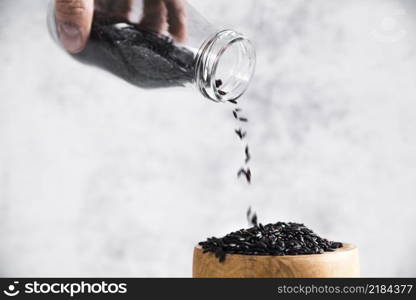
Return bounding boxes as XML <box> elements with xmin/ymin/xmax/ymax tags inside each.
<box><xmin>193</xmin><ymin>243</ymin><xmax>359</xmax><ymax>278</ymax></box>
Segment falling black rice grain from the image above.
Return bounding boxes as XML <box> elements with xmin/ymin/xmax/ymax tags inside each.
<box><xmin>246</xmin><ymin>207</ymin><xmax>258</xmax><ymax>227</ymax></box>
<box><xmin>199</xmin><ymin>221</ymin><xmax>343</xmax><ymax>262</ymax></box>
<box><xmin>218</xmin><ymin>90</ymin><xmax>227</xmax><ymax>96</ymax></box>
<box><xmin>245</xmin><ymin>145</ymin><xmax>251</xmax><ymax>164</ymax></box>
<box><xmin>234</xmin><ymin>128</ymin><xmax>247</xmax><ymax>140</ymax></box>
<box><xmin>239</xmin><ymin>117</ymin><xmax>248</xmax><ymax>122</ymax></box>
<box><xmin>233</xmin><ymin>108</ymin><xmax>243</xmax><ymax>119</ymax></box>
<box><xmin>215</xmin><ymin>79</ymin><xmax>223</xmax><ymax>88</ymax></box>
<box><xmin>228</xmin><ymin>100</ymin><xmax>238</xmax><ymax>104</ymax></box>
<box><xmin>237</xmin><ymin>168</ymin><xmax>251</xmax><ymax>184</ymax></box>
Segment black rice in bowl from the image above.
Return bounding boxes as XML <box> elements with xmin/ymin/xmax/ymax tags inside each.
<box><xmin>198</xmin><ymin>222</ymin><xmax>343</xmax><ymax>262</ymax></box>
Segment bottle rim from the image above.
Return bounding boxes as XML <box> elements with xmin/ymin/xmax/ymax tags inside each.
<box><xmin>195</xmin><ymin>30</ymin><xmax>256</xmax><ymax>103</ymax></box>
<box><xmin>46</xmin><ymin>0</ymin><xmax>60</xmax><ymax>46</ymax></box>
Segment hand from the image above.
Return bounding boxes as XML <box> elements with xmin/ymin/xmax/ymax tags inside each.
<box><xmin>55</xmin><ymin>0</ymin><xmax>94</xmax><ymax>53</ymax></box>
<box><xmin>55</xmin><ymin>0</ymin><xmax>187</xmax><ymax>54</ymax></box>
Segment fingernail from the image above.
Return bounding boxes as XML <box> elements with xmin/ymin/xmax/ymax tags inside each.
<box><xmin>58</xmin><ymin>23</ymin><xmax>83</xmax><ymax>53</ymax></box>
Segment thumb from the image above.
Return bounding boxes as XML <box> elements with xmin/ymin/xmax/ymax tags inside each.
<box><xmin>55</xmin><ymin>0</ymin><xmax>94</xmax><ymax>53</ymax></box>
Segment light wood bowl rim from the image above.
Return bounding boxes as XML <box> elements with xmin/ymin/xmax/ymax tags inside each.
<box><xmin>195</xmin><ymin>243</ymin><xmax>356</xmax><ymax>259</ymax></box>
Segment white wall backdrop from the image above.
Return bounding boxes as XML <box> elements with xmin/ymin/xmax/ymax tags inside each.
<box><xmin>1</xmin><ymin>0</ymin><xmax>416</xmax><ymax>277</ymax></box>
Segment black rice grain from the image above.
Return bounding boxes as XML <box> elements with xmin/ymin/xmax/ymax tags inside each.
<box><xmin>237</xmin><ymin>168</ymin><xmax>251</xmax><ymax>183</ymax></box>
<box><xmin>199</xmin><ymin>221</ymin><xmax>343</xmax><ymax>262</ymax></box>
<box><xmin>234</xmin><ymin>128</ymin><xmax>247</xmax><ymax>140</ymax></box>
<box><xmin>245</xmin><ymin>145</ymin><xmax>251</xmax><ymax>163</ymax></box>
<box><xmin>74</xmin><ymin>13</ymin><xmax>195</xmax><ymax>89</ymax></box>
<box><xmin>246</xmin><ymin>207</ymin><xmax>258</xmax><ymax>227</ymax></box>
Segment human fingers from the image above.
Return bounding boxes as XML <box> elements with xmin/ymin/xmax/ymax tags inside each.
<box><xmin>164</xmin><ymin>0</ymin><xmax>187</xmax><ymax>42</ymax></box>
<box><xmin>55</xmin><ymin>0</ymin><xmax>94</xmax><ymax>53</ymax></box>
<box><xmin>139</xmin><ymin>0</ymin><xmax>169</xmax><ymax>34</ymax></box>
<box><xmin>95</xmin><ymin>0</ymin><xmax>132</xmax><ymax>18</ymax></box>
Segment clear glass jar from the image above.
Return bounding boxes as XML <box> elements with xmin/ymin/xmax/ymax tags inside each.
<box><xmin>47</xmin><ymin>0</ymin><xmax>256</xmax><ymax>102</ymax></box>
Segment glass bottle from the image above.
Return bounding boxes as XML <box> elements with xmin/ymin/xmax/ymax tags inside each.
<box><xmin>47</xmin><ymin>0</ymin><xmax>256</xmax><ymax>102</ymax></box>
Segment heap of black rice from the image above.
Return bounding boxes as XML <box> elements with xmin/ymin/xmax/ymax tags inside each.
<box><xmin>74</xmin><ymin>13</ymin><xmax>195</xmax><ymax>89</ymax></box>
<box><xmin>199</xmin><ymin>222</ymin><xmax>343</xmax><ymax>262</ymax></box>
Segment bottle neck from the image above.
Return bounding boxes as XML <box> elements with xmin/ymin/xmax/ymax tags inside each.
<box><xmin>195</xmin><ymin>30</ymin><xmax>256</xmax><ymax>103</ymax></box>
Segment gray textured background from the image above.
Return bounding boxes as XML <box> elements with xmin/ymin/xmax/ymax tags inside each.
<box><xmin>1</xmin><ymin>0</ymin><xmax>416</xmax><ymax>277</ymax></box>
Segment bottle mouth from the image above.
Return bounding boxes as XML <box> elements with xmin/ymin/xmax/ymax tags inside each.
<box><xmin>195</xmin><ymin>30</ymin><xmax>256</xmax><ymax>103</ymax></box>
<box><xmin>47</xmin><ymin>0</ymin><xmax>60</xmax><ymax>46</ymax></box>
